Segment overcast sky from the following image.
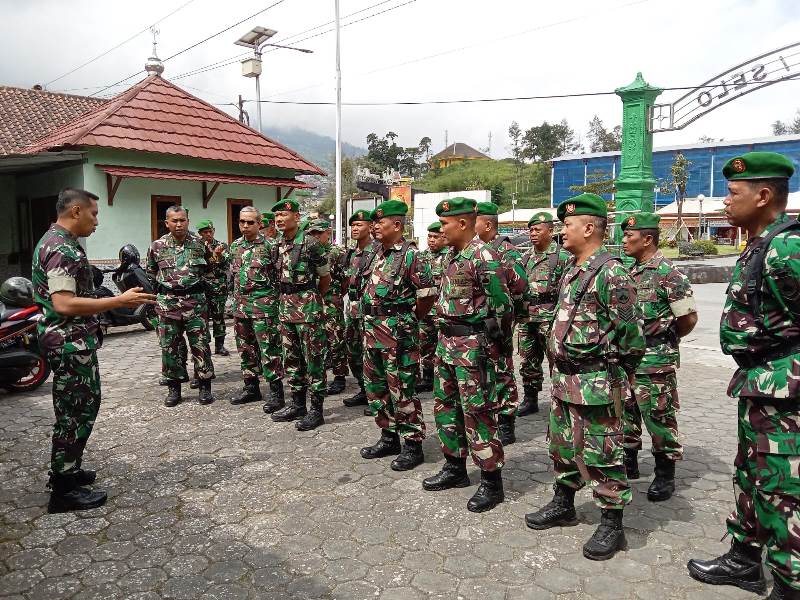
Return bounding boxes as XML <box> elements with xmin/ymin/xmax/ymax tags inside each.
<box><xmin>1</xmin><ymin>0</ymin><xmax>799</xmax><ymax>157</ymax></box>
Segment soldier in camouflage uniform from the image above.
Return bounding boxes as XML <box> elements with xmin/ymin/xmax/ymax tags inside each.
<box><xmin>227</xmin><ymin>206</ymin><xmax>284</xmax><ymax>409</ymax></box>
<box><xmin>32</xmin><ymin>188</ymin><xmax>154</xmax><ymax>512</ymax></box>
<box><xmin>621</xmin><ymin>212</ymin><xmax>698</xmax><ymax>502</ymax></box>
<box><xmin>422</xmin><ymin>197</ymin><xmax>512</xmax><ymax>512</ymax></box>
<box><xmin>196</xmin><ymin>219</ymin><xmax>230</xmax><ymax>357</ymax></box>
<box><xmin>475</xmin><ymin>201</ymin><xmax>529</xmax><ymax>445</ymax></box>
<box><xmin>525</xmin><ymin>193</ymin><xmax>645</xmax><ymax>561</ymax></box>
<box><xmin>307</xmin><ymin>219</ymin><xmax>350</xmax><ymax>395</ymax></box>
<box><xmin>518</xmin><ymin>212</ymin><xmax>570</xmax><ymax>416</ymax></box>
<box><xmin>147</xmin><ymin>206</ymin><xmax>218</xmax><ymax>407</ymax></box>
<box><xmin>688</xmin><ymin>152</ymin><xmax>800</xmax><ymax>599</ymax></box>
<box><xmin>360</xmin><ymin>200</ymin><xmax>436</xmax><ymax>471</ymax></box>
<box><xmin>417</xmin><ymin>221</ymin><xmax>448</xmax><ymax>393</ymax></box>
<box><xmin>270</xmin><ymin>199</ymin><xmax>331</xmax><ymax>431</ymax></box>
<box><xmin>261</xmin><ymin>211</ymin><xmax>278</xmax><ymax>239</ymax></box>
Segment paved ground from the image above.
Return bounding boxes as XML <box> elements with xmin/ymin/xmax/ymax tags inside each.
<box><xmin>0</xmin><ymin>288</ymin><xmax>763</xmax><ymax>600</ymax></box>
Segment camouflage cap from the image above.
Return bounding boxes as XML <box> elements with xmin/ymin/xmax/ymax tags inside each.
<box><xmin>722</xmin><ymin>151</ymin><xmax>795</xmax><ymax>181</ymax></box>
<box><xmin>528</xmin><ymin>211</ymin><xmax>554</xmax><ymax>226</ymax></box>
<box><xmin>427</xmin><ymin>221</ymin><xmax>442</xmax><ymax>233</ymax></box>
<box><xmin>271</xmin><ymin>198</ymin><xmax>300</xmax><ymax>213</ymax></box>
<box><xmin>307</xmin><ymin>218</ymin><xmax>331</xmax><ymax>233</ymax></box>
<box><xmin>436</xmin><ymin>196</ymin><xmax>477</xmax><ymax>217</ymax></box>
<box><xmin>475</xmin><ymin>202</ymin><xmax>499</xmax><ymax>216</ymax></box>
<box><xmin>371</xmin><ymin>199</ymin><xmax>408</xmax><ymax>221</ymax></box>
<box><xmin>349</xmin><ymin>209</ymin><xmax>372</xmax><ymax>225</ymax></box>
<box><xmin>261</xmin><ymin>211</ymin><xmax>275</xmax><ymax>224</ymax></box>
<box><xmin>556</xmin><ymin>193</ymin><xmax>607</xmax><ymax>222</ymax></box>
<box><xmin>621</xmin><ymin>212</ymin><xmax>660</xmax><ymax>231</ymax></box>
<box><xmin>195</xmin><ymin>219</ymin><xmax>214</xmax><ymax>231</ymax></box>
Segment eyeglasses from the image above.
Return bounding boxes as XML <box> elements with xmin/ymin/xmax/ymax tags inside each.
<box><xmin>239</xmin><ymin>219</ymin><xmax>257</xmax><ymax>225</ymax></box>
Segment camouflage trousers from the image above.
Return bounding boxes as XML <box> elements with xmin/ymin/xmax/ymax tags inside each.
<box><xmin>623</xmin><ymin>371</ymin><xmax>683</xmax><ymax>460</ymax></box>
<box><xmin>234</xmin><ymin>315</ymin><xmax>282</xmax><ymax>383</ymax></box>
<box><xmin>726</xmin><ymin>397</ymin><xmax>800</xmax><ymax>590</ymax></box>
<box><xmin>433</xmin><ymin>356</ymin><xmax>504</xmax><ymax>471</ymax></box>
<box><xmin>345</xmin><ymin>316</ymin><xmax>365</xmax><ymax>385</ymax></box>
<box><xmin>363</xmin><ymin>345</ymin><xmax>426</xmax><ymax>442</ymax></box>
<box><xmin>324</xmin><ymin>300</ymin><xmax>348</xmax><ymax>377</ymax></box>
<box><xmin>497</xmin><ymin>339</ymin><xmax>519</xmax><ymax>416</ymax></box>
<box><xmin>419</xmin><ymin>314</ymin><xmax>437</xmax><ymax>371</ymax></box>
<box><xmin>206</xmin><ymin>288</ymin><xmax>228</xmax><ymax>339</ymax></box>
<box><xmin>550</xmin><ymin>398</ymin><xmax>631</xmax><ymax>509</ymax></box>
<box><xmin>280</xmin><ymin>321</ymin><xmax>326</xmax><ymax>394</ymax></box>
<box><xmin>157</xmin><ymin>309</ymin><xmax>215</xmax><ymax>382</ymax></box>
<box><xmin>518</xmin><ymin>320</ymin><xmax>548</xmax><ymax>392</ymax></box>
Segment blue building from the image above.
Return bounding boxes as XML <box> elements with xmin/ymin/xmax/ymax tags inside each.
<box><xmin>549</xmin><ymin>134</ymin><xmax>800</xmax><ymax>208</ymax></box>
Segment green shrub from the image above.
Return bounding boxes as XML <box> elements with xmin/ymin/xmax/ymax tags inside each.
<box><xmin>693</xmin><ymin>240</ymin><xmax>718</xmax><ymax>255</ymax></box>
<box><xmin>678</xmin><ymin>240</ymin><xmax>718</xmax><ymax>256</ymax></box>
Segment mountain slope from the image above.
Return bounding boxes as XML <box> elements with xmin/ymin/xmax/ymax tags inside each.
<box><xmin>264</xmin><ymin>126</ymin><xmax>366</xmax><ymax>172</ymax></box>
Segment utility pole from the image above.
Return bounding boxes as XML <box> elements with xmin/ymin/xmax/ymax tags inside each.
<box><xmin>487</xmin><ymin>131</ymin><xmax>492</xmax><ymax>156</ymax></box>
<box><xmin>237</xmin><ymin>95</ymin><xmax>248</xmax><ymax>125</ymax></box>
<box><xmin>334</xmin><ymin>0</ymin><xmax>343</xmax><ymax>244</ymax></box>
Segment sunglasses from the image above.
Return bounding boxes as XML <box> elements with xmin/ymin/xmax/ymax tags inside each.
<box><xmin>239</xmin><ymin>219</ymin><xmax>257</xmax><ymax>225</ymax></box>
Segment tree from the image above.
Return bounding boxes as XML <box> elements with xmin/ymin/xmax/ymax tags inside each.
<box><xmin>586</xmin><ymin>115</ymin><xmax>622</xmax><ymax>152</ymax></box>
<box><xmin>366</xmin><ymin>132</ymin><xmax>404</xmax><ymax>171</ymax></box>
<box><xmin>418</xmin><ymin>136</ymin><xmax>432</xmax><ymax>161</ymax></box>
<box><xmin>772</xmin><ymin>110</ymin><xmax>800</xmax><ymax>135</ymax></box>
<box><xmin>658</xmin><ymin>152</ymin><xmax>691</xmax><ymax>241</ymax></box>
<box><xmin>507</xmin><ymin>121</ymin><xmax>524</xmax><ymax>196</ymax></box>
<box><xmin>569</xmin><ymin>169</ymin><xmax>616</xmax><ymax>198</ymax></box>
<box><xmin>522</xmin><ymin>121</ymin><xmax>559</xmax><ymax>162</ymax></box>
<box><xmin>554</xmin><ymin>119</ymin><xmax>580</xmax><ymax>155</ymax></box>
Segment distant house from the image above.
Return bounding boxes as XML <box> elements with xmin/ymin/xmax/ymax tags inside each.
<box><xmin>0</xmin><ymin>60</ymin><xmax>323</xmax><ymax>279</ymax></box>
<box><xmin>429</xmin><ymin>142</ymin><xmax>490</xmax><ymax>169</ymax></box>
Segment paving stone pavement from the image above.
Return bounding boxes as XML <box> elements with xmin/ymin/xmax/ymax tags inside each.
<box><xmin>0</xmin><ymin>321</ymin><xmax>766</xmax><ymax>599</ymax></box>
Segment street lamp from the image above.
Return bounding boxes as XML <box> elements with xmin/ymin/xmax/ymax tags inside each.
<box><xmin>696</xmin><ymin>194</ymin><xmax>705</xmax><ymax>240</ymax></box>
<box><xmin>235</xmin><ymin>26</ymin><xmax>313</xmax><ymax>133</ymax></box>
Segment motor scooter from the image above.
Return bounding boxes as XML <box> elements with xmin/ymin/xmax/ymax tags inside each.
<box><xmin>92</xmin><ymin>244</ymin><xmax>156</xmax><ymax>332</ymax></box>
<box><xmin>0</xmin><ymin>281</ymin><xmax>50</xmax><ymax>393</ymax></box>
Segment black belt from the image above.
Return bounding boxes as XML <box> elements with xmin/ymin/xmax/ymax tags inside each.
<box><xmin>530</xmin><ymin>292</ymin><xmax>557</xmax><ymax>305</ymax></box>
<box><xmin>362</xmin><ymin>304</ymin><xmax>409</xmax><ymax>317</ymax></box>
<box><xmin>554</xmin><ymin>358</ymin><xmax>607</xmax><ymax>375</ymax></box>
<box><xmin>158</xmin><ymin>283</ymin><xmax>203</xmax><ymax>296</ymax></box>
<box><xmin>439</xmin><ymin>321</ymin><xmax>485</xmax><ymax>337</ymax></box>
<box><xmin>732</xmin><ymin>340</ymin><xmax>800</xmax><ymax>369</ymax></box>
<box><xmin>645</xmin><ymin>332</ymin><xmax>676</xmax><ymax>347</ymax></box>
<box><xmin>347</xmin><ymin>288</ymin><xmax>361</xmax><ymax>301</ymax></box>
<box><xmin>279</xmin><ymin>281</ymin><xmax>316</xmax><ymax>294</ymax></box>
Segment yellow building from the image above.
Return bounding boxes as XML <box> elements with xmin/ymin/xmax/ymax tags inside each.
<box><xmin>429</xmin><ymin>142</ymin><xmax>490</xmax><ymax>169</ymax></box>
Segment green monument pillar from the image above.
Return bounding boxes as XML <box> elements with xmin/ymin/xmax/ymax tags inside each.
<box><xmin>613</xmin><ymin>72</ymin><xmax>662</xmax><ymax>242</ymax></box>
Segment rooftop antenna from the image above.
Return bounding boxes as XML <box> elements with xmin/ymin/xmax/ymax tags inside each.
<box><xmin>145</xmin><ymin>26</ymin><xmax>164</xmax><ymax>76</ymax></box>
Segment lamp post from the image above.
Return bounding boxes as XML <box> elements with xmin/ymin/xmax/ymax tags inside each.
<box><xmin>235</xmin><ymin>26</ymin><xmax>313</xmax><ymax>133</ymax></box>
<box><xmin>697</xmin><ymin>194</ymin><xmax>705</xmax><ymax>241</ymax></box>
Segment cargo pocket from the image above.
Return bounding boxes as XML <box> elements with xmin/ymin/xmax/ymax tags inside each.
<box><xmin>755</xmin><ymin>431</ymin><xmax>800</xmax><ymax>495</ymax></box>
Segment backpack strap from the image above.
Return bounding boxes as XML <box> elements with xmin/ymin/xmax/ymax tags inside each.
<box><xmin>544</xmin><ymin>248</ymin><xmax>562</xmax><ymax>296</ymax></box>
<box><xmin>385</xmin><ymin>240</ymin><xmax>413</xmax><ymax>297</ymax></box>
<box><xmin>288</xmin><ymin>230</ymin><xmax>306</xmax><ymax>283</ymax></box>
<box><xmin>559</xmin><ymin>251</ymin><xmax>618</xmax><ymax>343</ymax></box>
<box><xmin>490</xmin><ymin>236</ymin><xmax>508</xmax><ymax>252</ymax></box>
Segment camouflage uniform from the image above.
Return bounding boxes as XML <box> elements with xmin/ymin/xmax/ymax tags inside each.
<box><xmin>721</xmin><ymin>212</ymin><xmax>800</xmax><ymax>590</ymax></box>
<box><xmin>229</xmin><ymin>234</ymin><xmax>282</xmax><ymax>383</ymax></box>
<box><xmin>276</xmin><ymin>228</ymin><xmax>329</xmax><ymax>394</ymax></box>
<box><xmin>434</xmin><ymin>236</ymin><xmax>511</xmax><ymax>470</ymax></box>
<box><xmin>201</xmin><ymin>237</ymin><xmax>230</xmax><ymax>340</ymax></box>
<box><xmin>322</xmin><ymin>242</ymin><xmax>349</xmax><ymax>377</ymax></box>
<box><xmin>547</xmin><ymin>247</ymin><xmax>645</xmax><ymax>508</ymax></box>
<box><xmin>32</xmin><ymin>224</ymin><xmax>102</xmax><ymax>476</ymax></box>
<box><xmin>623</xmin><ymin>250</ymin><xmax>695</xmax><ymax>459</ymax></box>
<box><xmin>146</xmin><ymin>233</ymin><xmax>215</xmax><ymax>382</ymax></box>
<box><xmin>344</xmin><ymin>241</ymin><xmax>377</xmax><ymax>391</ymax></box>
<box><xmin>362</xmin><ymin>239</ymin><xmax>435</xmax><ymax>441</ymax></box>
<box><xmin>418</xmin><ymin>247</ymin><xmax>449</xmax><ymax>376</ymax></box>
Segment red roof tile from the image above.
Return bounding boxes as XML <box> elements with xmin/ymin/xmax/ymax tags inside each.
<box><xmin>0</xmin><ymin>86</ymin><xmax>107</xmax><ymax>155</ymax></box>
<box><xmin>22</xmin><ymin>75</ymin><xmax>325</xmax><ymax>176</ymax></box>
<box><xmin>96</xmin><ymin>165</ymin><xmax>314</xmax><ymax>188</ymax></box>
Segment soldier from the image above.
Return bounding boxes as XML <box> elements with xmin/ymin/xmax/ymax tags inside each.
<box><xmin>475</xmin><ymin>201</ymin><xmax>529</xmax><ymax>444</ymax></box>
<box><xmin>261</xmin><ymin>211</ymin><xmax>278</xmax><ymax>239</ymax></box>
<box><xmin>270</xmin><ymin>199</ymin><xmax>331</xmax><ymax>431</ymax></box>
<box><xmin>196</xmin><ymin>219</ymin><xmax>230</xmax><ymax>357</ymax></box>
<box><xmin>688</xmin><ymin>152</ymin><xmax>800</xmax><ymax>599</ymax></box>
<box><xmin>517</xmin><ymin>212</ymin><xmax>570</xmax><ymax>415</ymax></box>
<box><xmin>417</xmin><ymin>221</ymin><xmax>448</xmax><ymax>393</ymax></box>
<box><xmin>147</xmin><ymin>206</ymin><xmax>219</xmax><ymax>407</ymax></box>
<box><xmin>524</xmin><ymin>193</ymin><xmax>644</xmax><ymax>561</ymax></box>
<box><xmin>360</xmin><ymin>199</ymin><xmax>436</xmax><ymax>471</ymax></box>
<box><xmin>32</xmin><ymin>188</ymin><xmax>154</xmax><ymax>512</ymax></box>
<box><xmin>621</xmin><ymin>212</ymin><xmax>697</xmax><ymax>502</ymax></box>
<box><xmin>228</xmin><ymin>206</ymin><xmax>284</xmax><ymax>409</ymax></box>
<box><xmin>307</xmin><ymin>219</ymin><xmax>349</xmax><ymax>395</ymax></box>
<box><xmin>422</xmin><ymin>197</ymin><xmax>512</xmax><ymax>512</ymax></box>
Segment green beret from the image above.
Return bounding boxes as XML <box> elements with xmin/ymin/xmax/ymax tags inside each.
<box><xmin>271</xmin><ymin>198</ymin><xmax>300</xmax><ymax>213</ymax></box>
<box><xmin>372</xmin><ymin>199</ymin><xmax>408</xmax><ymax>221</ymax></box>
<box><xmin>436</xmin><ymin>196</ymin><xmax>477</xmax><ymax>217</ymax></box>
<box><xmin>427</xmin><ymin>222</ymin><xmax>442</xmax><ymax>233</ymax></box>
<box><xmin>476</xmin><ymin>202</ymin><xmax>499</xmax><ymax>216</ymax></box>
<box><xmin>556</xmin><ymin>193</ymin><xmax>607</xmax><ymax>222</ymax></box>
<box><xmin>349</xmin><ymin>210</ymin><xmax>371</xmax><ymax>225</ymax></box>
<box><xmin>528</xmin><ymin>211</ymin><xmax>554</xmax><ymax>226</ymax></box>
<box><xmin>195</xmin><ymin>219</ymin><xmax>213</xmax><ymax>231</ymax></box>
<box><xmin>621</xmin><ymin>212</ymin><xmax>660</xmax><ymax>231</ymax></box>
<box><xmin>261</xmin><ymin>212</ymin><xmax>275</xmax><ymax>224</ymax></box>
<box><xmin>307</xmin><ymin>218</ymin><xmax>331</xmax><ymax>233</ymax></box>
<box><xmin>722</xmin><ymin>151</ymin><xmax>795</xmax><ymax>181</ymax></box>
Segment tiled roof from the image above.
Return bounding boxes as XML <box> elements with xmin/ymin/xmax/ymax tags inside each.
<box><xmin>97</xmin><ymin>165</ymin><xmax>314</xmax><ymax>188</ymax></box>
<box><xmin>430</xmin><ymin>142</ymin><xmax>490</xmax><ymax>161</ymax></box>
<box><xmin>0</xmin><ymin>86</ymin><xmax>107</xmax><ymax>155</ymax></box>
<box><xmin>22</xmin><ymin>75</ymin><xmax>325</xmax><ymax>175</ymax></box>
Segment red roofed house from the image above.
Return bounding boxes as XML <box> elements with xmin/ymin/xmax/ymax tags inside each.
<box><xmin>0</xmin><ymin>59</ymin><xmax>323</xmax><ymax>278</ymax></box>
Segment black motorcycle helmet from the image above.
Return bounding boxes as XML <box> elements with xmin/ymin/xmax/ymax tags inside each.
<box><xmin>119</xmin><ymin>244</ymin><xmax>140</xmax><ymax>267</ymax></box>
<box><xmin>0</xmin><ymin>277</ymin><xmax>35</xmax><ymax>307</ymax></box>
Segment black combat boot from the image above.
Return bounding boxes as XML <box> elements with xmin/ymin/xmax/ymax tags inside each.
<box><xmin>363</xmin><ymin>405</ymin><xmax>373</xmax><ymax>416</ymax></box>
<box><xmin>391</xmin><ymin>439</ymin><xmax>424</xmax><ymax>471</ymax></box>
<box><xmin>296</xmin><ymin>393</ymin><xmax>325</xmax><ymax>431</ymax></box>
<box><xmin>417</xmin><ymin>366</ymin><xmax>434</xmax><ymax>392</ymax></box>
<box><xmin>648</xmin><ymin>453</ymin><xmax>676</xmax><ymax>501</ymax></box>
<box><xmin>189</xmin><ymin>378</ymin><xmax>200</xmax><ymax>390</ymax></box>
<box><xmin>583</xmin><ymin>508</ymin><xmax>626</xmax><ymax>561</ymax></box>
<box><xmin>525</xmin><ymin>483</ymin><xmax>578</xmax><ymax>530</ymax></box>
<box><xmin>73</xmin><ymin>460</ymin><xmax>96</xmax><ymax>486</ymax></box>
<box><xmin>271</xmin><ymin>390</ymin><xmax>307</xmax><ymax>422</ymax></box>
<box><xmin>214</xmin><ymin>336</ymin><xmax>230</xmax><ymax>356</ymax></box>
<box><xmin>231</xmin><ymin>378</ymin><xmax>262</xmax><ymax>405</ymax></box>
<box><xmin>47</xmin><ymin>471</ymin><xmax>107</xmax><ymax>514</ymax></box>
<box><xmin>687</xmin><ymin>539</ymin><xmax>766</xmax><ymax>593</ymax></box>
<box><xmin>326</xmin><ymin>375</ymin><xmax>346</xmax><ymax>396</ymax></box>
<box><xmin>498</xmin><ymin>414</ymin><xmax>516</xmax><ymax>445</ymax></box>
<box><xmin>361</xmin><ymin>429</ymin><xmax>401</xmax><ymax>459</ymax></box>
<box><xmin>164</xmin><ymin>381</ymin><xmax>181</xmax><ymax>407</ymax></box>
<box><xmin>422</xmin><ymin>455</ymin><xmax>471</xmax><ymax>491</ymax></box>
<box><xmin>467</xmin><ymin>469</ymin><xmax>505</xmax><ymax>513</ymax></box>
<box><xmin>769</xmin><ymin>577</ymin><xmax>800</xmax><ymax>600</ymax></box>
<box><xmin>517</xmin><ymin>385</ymin><xmax>539</xmax><ymax>416</ymax></box>
<box><xmin>343</xmin><ymin>382</ymin><xmax>368</xmax><ymax>407</ymax></box>
<box><xmin>197</xmin><ymin>379</ymin><xmax>215</xmax><ymax>405</ymax></box>
<box><xmin>624</xmin><ymin>448</ymin><xmax>640</xmax><ymax>480</ymax></box>
<box><xmin>263</xmin><ymin>380</ymin><xmax>285</xmax><ymax>414</ymax></box>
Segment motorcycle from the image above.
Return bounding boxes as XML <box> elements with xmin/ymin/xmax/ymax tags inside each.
<box><xmin>0</xmin><ymin>279</ymin><xmax>50</xmax><ymax>393</ymax></box>
<box><xmin>92</xmin><ymin>244</ymin><xmax>156</xmax><ymax>332</ymax></box>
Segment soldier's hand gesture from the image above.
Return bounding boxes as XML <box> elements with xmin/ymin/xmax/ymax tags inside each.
<box><xmin>116</xmin><ymin>287</ymin><xmax>157</xmax><ymax>308</ymax></box>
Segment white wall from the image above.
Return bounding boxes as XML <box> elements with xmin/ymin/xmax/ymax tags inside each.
<box><xmin>413</xmin><ymin>190</ymin><xmax>491</xmax><ymax>250</ymax></box>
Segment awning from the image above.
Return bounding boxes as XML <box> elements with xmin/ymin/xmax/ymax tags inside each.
<box><xmin>96</xmin><ymin>164</ymin><xmax>314</xmax><ymax>207</ymax></box>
